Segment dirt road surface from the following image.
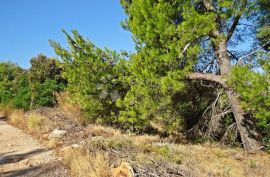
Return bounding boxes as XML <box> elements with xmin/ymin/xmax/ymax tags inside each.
<box><xmin>0</xmin><ymin>120</ymin><xmax>69</xmax><ymax>177</ymax></box>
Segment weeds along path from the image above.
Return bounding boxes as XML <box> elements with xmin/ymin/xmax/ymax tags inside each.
<box><xmin>0</xmin><ymin>120</ymin><xmax>69</xmax><ymax>177</ymax></box>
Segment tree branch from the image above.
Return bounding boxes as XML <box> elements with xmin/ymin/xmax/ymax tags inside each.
<box><xmin>226</xmin><ymin>0</ymin><xmax>247</xmax><ymax>43</ymax></box>
<box><xmin>237</xmin><ymin>41</ymin><xmax>270</xmax><ymax>64</ymax></box>
<box><xmin>227</xmin><ymin>50</ymin><xmax>239</xmax><ymax>61</ymax></box>
<box><xmin>179</xmin><ymin>36</ymin><xmax>199</xmax><ymax>57</ymax></box>
<box><xmin>187</xmin><ymin>72</ymin><xmax>228</xmax><ymax>89</ymax></box>
<box><xmin>202</xmin><ymin>0</ymin><xmax>215</xmax><ymax>11</ymax></box>
<box><xmin>202</xmin><ymin>57</ymin><xmax>216</xmax><ymax>72</ymax></box>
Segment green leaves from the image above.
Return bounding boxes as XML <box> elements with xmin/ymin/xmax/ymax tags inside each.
<box><xmin>0</xmin><ymin>62</ymin><xmax>33</xmax><ymax>110</ymax></box>
<box><xmin>0</xmin><ymin>54</ymin><xmax>66</xmax><ymax>110</ymax></box>
<box><xmin>50</xmin><ymin>30</ymin><xmax>127</xmax><ymax>123</ymax></box>
<box><xmin>230</xmin><ymin>59</ymin><xmax>270</xmax><ymax>149</ymax></box>
<box><xmin>229</xmin><ymin>59</ymin><xmax>270</xmax><ymax>133</ymax></box>
<box><xmin>28</xmin><ymin>54</ymin><xmax>66</xmax><ymax>108</ymax></box>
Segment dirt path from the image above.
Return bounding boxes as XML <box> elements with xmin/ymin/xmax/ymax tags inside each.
<box><xmin>0</xmin><ymin>120</ymin><xmax>69</xmax><ymax>177</ymax></box>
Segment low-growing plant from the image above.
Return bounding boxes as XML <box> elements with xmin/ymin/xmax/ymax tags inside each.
<box><xmin>63</xmin><ymin>147</ymin><xmax>111</xmax><ymax>177</ymax></box>
<box><xmin>9</xmin><ymin>109</ymin><xmax>26</xmax><ymax>128</ymax></box>
<box><xmin>0</xmin><ymin>105</ymin><xmax>13</xmax><ymax>119</ymax></box>
<box><xmin>26</xmin><ymin>113</ymin><xmax>51</xmax><ymax>133</ymax></box>
<box><xmin>87</xmin><ymin>124</ymin><xmax>121</xmax><ymax>138</ymax></box>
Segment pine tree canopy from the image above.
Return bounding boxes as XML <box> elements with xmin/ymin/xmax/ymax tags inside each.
<box><xmin>119</xmin><ymin>0</ymin><xmax>270</xmax><ymax>150</ymax></box>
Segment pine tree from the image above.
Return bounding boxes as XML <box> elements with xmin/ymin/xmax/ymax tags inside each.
<box><xmin>50</xmin><ymin>30</ymin><xmax>128</xmax><ymax>123</ymax></box>
<box><xmin>120</xmin><ymin>0</ymin><xmax>269</xmax><ymax>150</ymax></box>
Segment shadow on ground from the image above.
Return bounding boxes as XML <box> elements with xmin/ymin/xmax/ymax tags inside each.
<box><xmin>1</xmin><ymin>166</ymin><xmax>42</xmax><ymax>177</ymax></box>
<box><xmin>0</xmin><ymin>149</ymin><xmax>46</xmax><ymax>165</ymax></box>
<box><xmin>1</xmin><ymin>162</ymin><xmax>69</xmax><ymax>177</ymax></box>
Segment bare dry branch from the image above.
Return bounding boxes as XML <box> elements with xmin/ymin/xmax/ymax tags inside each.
<box><xmin>237</xmin><ymin>41</ymin><xmax>270</xmax><ymax>64</ymax></box>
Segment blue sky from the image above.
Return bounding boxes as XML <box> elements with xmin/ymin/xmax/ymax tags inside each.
<box><xmin>0</xmin><ymin>0</ymin><xmax>135</xmax><ymax>68</ymax></box>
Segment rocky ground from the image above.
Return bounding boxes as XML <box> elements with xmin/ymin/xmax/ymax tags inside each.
<box><xmin>0</xmin><ymin>120</ymin><xmax>69</xmax><ymax>177</ymax></box>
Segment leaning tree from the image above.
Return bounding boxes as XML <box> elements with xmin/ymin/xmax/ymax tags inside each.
<box><xmin>120</xmin><ymin>0</ymin><xmax>269</xmax><ymax>150</ymax></box>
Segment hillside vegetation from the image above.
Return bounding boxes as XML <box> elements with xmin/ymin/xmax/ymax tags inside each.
<box><xmin>2</xmin><ymin>107</ymin><xmax>270</xmax><ymax>177</ymax></box>
<box><xmin>0</xmin><ymin>0</ymin><xmax>270</xmax><ymax>176</ymax></box>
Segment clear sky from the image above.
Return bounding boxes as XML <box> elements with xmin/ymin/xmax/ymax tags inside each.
<box><xmin>0</xmin><ymin>0</ymin><xmax>135</xmax><ymax>68</ymax></box>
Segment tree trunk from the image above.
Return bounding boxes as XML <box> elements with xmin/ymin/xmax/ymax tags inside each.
<box><xmin>226</xmin><ymin>90</ymin><xmax>261</xmax><ymax>150</ymax></box>
<box><xmin>188</xmin><ymin>71</ymin><xmax>261</xmax><ymax>150</ymax></box>
<box><xmin>216</xmin><ymin>38</ymin><xmax>261</xmax><ymax>151</ymax></box>
<box><xmin>215</xmin><ymin>39</ymin><xmax>231</xmax><ymax>75</ymax></box>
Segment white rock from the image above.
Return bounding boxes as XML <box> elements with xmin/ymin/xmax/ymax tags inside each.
<box><xmin>71</xmin><ymin>144</ymin><xmax>80</xmax><ymax>148</ymax></box>
<box><xmin>48</xmin><ymin>129</ymin><xmax>67</xmax><ymax>139</ymax></box>
<box><xmin>79</xmin><ymin>141</ymin><xmax>86</xmax><ymax>145</ymax></box>
<box><xmin>19</xmin><ymin>159</ymin><xmax>29</xmax><ymax>165</ymax></box>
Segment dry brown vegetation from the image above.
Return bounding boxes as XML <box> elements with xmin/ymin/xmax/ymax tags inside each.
<box><xmin>56</xmin><ymin>92</ymin><xmax>86</xmax><ymax>125</ymax></box>
<box><xmin>26</xmin><ymin>112</ymin><xmax>52</xmax><ymax>133</ymax></box>
<box><xmin>4</xmin><ymin>107</ymin><xmax>270</xmax><ymax>177</ymax></box>
<box><xmin>0</xmin><ymin>105</ymin><xmax>13</xmax><ymax>119</ymax></box>
<box><xmin>60</xmin><ymin>125</ymin><xmax>270</xmax><ymax>177</ymax></box>
<box><xmin>9</xmin><ymin>109</ymin><xmax>26</xmax><ymax>128</ymax></box>
<box><xmin>86</xmin><ymin>124</ymin><xmax>121</xmax><ymax>138</ymax></box>
<box><xmin>7</xmin><ymin>109</ymin><xmax>53</xmax><ymax>135</ymax></box>
<box><xmin>63</xmin><ymin>147</ymin><xmax>111</xmax><ymax>177</ymax></box>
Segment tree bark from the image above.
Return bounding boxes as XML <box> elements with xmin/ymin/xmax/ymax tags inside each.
<box><xmin>226</xmin><ymin>90</ymin><xmax>261</xmax><ymax>150</ymax></box>
<box><xmin>214</xmin><ymin>39</ymin><xmax>231</xmax><ymax>75</ymax></box>
<box><xmin>188</xmin><ymin>72</ymin><xmax>227</xmax><ymax>89</ymax></box>
<box><xmin>216</xmin><ymin>40</ymin><xmax>261</xmax><ymax>151</ymax></box>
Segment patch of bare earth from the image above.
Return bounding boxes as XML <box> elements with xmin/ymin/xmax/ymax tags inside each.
<box><xmin>0</xmin><ymin>120</ymin><xmax>69</xmax><ymax>177</ymax></box>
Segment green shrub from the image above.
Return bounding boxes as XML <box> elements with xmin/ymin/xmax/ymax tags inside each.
<box><xmin>50</xmin><ymin>30</ymin><xmax>128</xmax><ymax>123</ymax></box>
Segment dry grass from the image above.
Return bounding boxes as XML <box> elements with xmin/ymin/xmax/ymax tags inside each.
<box><xmin>172</xmin><ymin>143</ymin><xmax>270</xmax><ymax>177</ymax></box>
<box><xmin>56</xmin><ymin>92</ymin><xmax>86</xmax><ymax>124</ymax></box>
<box><xmin>63</xmin><ymin>147</ymin><xmax>111</xmax><ymax>177</ymax></box>
<box><xmin>86</xmin><ymin>124</ymin><xmax>121</xmax><ymax>138</ymax></box>
<box><xmin>8</xmin><ymin>110</ymin><xmax>53</xmax><ymax>135</ymax></box>
<box><xmin>47</xmin><ymin>138</ymin><xmax>63</xmax><ymax>148</ymax></box>
<box><xmin>0</xmin><ymin>105</ymin><xmax>13</xmax><ymax>118</ymax></box>
<box><xmin>26</xmin><ymin>113</ymin><xmax>51</xmax><ymax>134</ymax></box>
<box><xmin>77</xmin><ymin>128</ymin><xmax>270</xmax><ymax>177</ymax></box>
<box><xmin>8</xmin><ymin>109</ymin><xmax>26</xmax><ymax>128</ymax></box>
<box><xmin>5</xmin><ymin>107</ymin><xmax>270</xmax><ymax>177</ymax></box>
<box><xmin>133</xmin><ymin>134</ymin><xmax>160</xmax><ymax>144</ymax></box>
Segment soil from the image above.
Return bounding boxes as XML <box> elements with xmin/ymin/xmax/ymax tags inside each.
<box><xmin>0</xmin><ymin>120</ymin><xmax>69</xmax><ymax>177</ymax></box>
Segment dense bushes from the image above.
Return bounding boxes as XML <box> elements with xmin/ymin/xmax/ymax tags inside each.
<box><xmin>49</xmin><ymin>31</ymin><xmax>212</xmax><ymax>133</ymax></box>
<box><xmin>0</xmin><ymin>62</ymin><xmax>31</xmax><ymax>109</ymax></box>
<box><xmin>0</xmin><ymin>54</ymin><xmax>66</xmax><ymax>110</ymax></box>
<box><xmin>50</xmin><ymin>30</ymin><xmax>129</xmax><ymax>124</ymax></box>
<box><xmin>48</xmin><ymin>30</ymin><xmax>269</xmax><ymax>146</ymax></box>
<box><xmin>28</xmin><ymin>54</ymin><xmax>66</xmax><ymax>108</ymax></box>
